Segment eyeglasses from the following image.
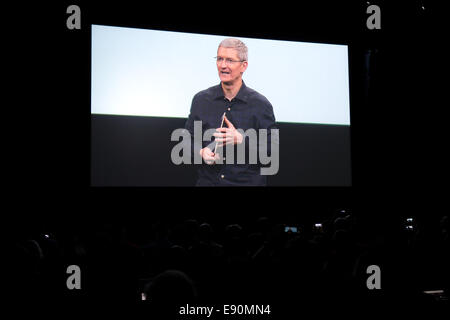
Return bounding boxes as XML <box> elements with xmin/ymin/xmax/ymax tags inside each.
<box><xmin>214</xmin><ymin>56</ymin><xmax>245</xmax><ymax>66</ymax></box>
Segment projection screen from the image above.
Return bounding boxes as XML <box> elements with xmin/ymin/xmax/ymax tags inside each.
<box><xmin>91</xmin><ymin>24</ymin><xmax>350</xmax><ymax>125</ymax></box>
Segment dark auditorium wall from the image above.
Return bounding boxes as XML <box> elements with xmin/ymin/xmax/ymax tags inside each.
<box><xmin>91</xmin><ymin>114</ymin><xmax>351</xmax><ymax>186</ymax></box>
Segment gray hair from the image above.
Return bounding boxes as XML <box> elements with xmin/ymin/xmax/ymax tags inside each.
<box><xmin>218</xmin><ymin>38</ymin><xmax>248</xmax><ymax>62</ymax></box>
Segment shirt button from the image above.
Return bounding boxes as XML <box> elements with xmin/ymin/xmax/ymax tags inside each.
<box><xmin>220</xmin><ymin>175</ymin><xmax>225</xmax><ymax>179</ymax></box>
<box><xmin>227</xmin><ymin>107</ymin><xmax>231</xmax><ymax>111</ymax></box>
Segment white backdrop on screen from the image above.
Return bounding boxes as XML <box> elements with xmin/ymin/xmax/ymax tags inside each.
<box><xmin>91</xmin><ymin>24</ymin><xmax>350</xmax><ymax>125</ymax></box>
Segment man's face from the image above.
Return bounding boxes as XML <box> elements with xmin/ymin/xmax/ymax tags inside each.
<box><xmin>217</xmin><ymin>47</ymin><xmax>248</xmax><ymax>85</ymax></box>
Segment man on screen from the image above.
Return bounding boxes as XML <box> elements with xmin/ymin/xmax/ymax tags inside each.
<box><xmin>185</xmin><ymin>38</ymin><xmax>278</xmax><ymax>186</ymax></box>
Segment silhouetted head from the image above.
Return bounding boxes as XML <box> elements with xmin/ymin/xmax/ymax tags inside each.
<box><xmin>143</xmin><ymin>270</ymin><xmax>197</xmax><ymax>304</ymax></box>
<box><xmin>198</xmin><ymin>223</ymin><xmax>213</xmax><ymax>243</ymax></box>
<box><xmin>225</xmin><ymin>224</ymin><xmax>243</xmax><ymax>240</ymax></box>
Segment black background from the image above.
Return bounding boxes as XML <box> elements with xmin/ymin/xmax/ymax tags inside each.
<box><xmin>91</xmin><ymin>115</ymin><xmax>352</xmax><ymax>186</ymax></box>
<box><xmin>7</xmin><ymin>0</ymin><xmax>447</xmax><ymax>316</ymax></box>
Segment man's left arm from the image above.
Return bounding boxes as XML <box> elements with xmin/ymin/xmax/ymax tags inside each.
<box><xmin>256</xmin><ymin>101</ymin><xmax>278</xmax><ymax>157</ymax></box>
<box><xmin>214</xmin><ymin>99</ymin><xmax>278</xmax><ymax>163</ymax></box>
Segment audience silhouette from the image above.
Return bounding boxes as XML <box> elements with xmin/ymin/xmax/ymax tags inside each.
<box><xmin>10</xmin><ymin>211</ymin><xmax>449</xmax><ymax>308</ymax></box>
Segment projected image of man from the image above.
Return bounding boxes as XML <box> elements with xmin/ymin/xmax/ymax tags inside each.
<box><xmin>185</xmin><ymin>38</ymin><xmax>278</xmax><ymax>186</ymax></box>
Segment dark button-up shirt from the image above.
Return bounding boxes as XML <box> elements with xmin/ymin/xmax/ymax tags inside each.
<box><xmin>185</xmin><ymin>81</ymin><xmax>277</xmax><ymax>186</ymax></box>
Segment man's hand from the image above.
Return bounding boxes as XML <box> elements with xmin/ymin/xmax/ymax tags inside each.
<box><xmin>200</xmin><ymin>147</ymin><xmax>220</xmax><ymax>165</ymax></box>
<box><xmin>213</xmin><ymin>116</ymin><xmax>243</xmax><ymax>147</ymax></box>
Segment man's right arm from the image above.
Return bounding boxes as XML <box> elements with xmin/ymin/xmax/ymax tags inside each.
<box><xmin>185</xmin><ymin>96</ymin><xmax>202</xmax><ymax>164</ymax></box>
<box><xmin>185</xmin><ymin>96</ymin><xmax>219</xmax><ymax>164</ymax></box>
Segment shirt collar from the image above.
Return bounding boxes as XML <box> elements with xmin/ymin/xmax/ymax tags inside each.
<box><xmin>214</xmin><ymin>81</ymin><xmax>249</xmax><ymax>103</ymax></box>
